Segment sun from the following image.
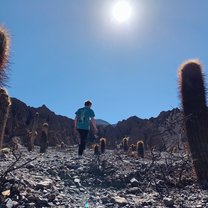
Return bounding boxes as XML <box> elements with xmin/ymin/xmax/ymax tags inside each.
<box><xmin>112</xmin><ymin>1</ymin><xmax>132</xmax><ymax>23</ymax></box>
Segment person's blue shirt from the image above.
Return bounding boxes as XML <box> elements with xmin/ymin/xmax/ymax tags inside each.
<box><xmin>75</xmin><ymin>107</ymin><xmax>95</xmax><ymax>130</ymax></box>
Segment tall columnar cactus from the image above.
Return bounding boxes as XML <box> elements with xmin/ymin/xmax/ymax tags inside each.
<box><xmin>94</xmin><ymin>144</ymin><xmax>99</xmax><ymax>155</ymax></box>
<box><xmin>179</xmin><ymin>60</ymin><xmax>208</xmax><ymax>182</ymax></box>
<box><xmin>28</xmin><ymin>112</ymin><xmax>39</xmax><ymax>151</ymax></box>
<box><xmin>40</xmin><ymin>123</ymin><xmax>49</xmax><ymax>153</ymax></box>
<box><xmin>0</xmin><ymin>88</ymin><xmax>11</xmax><ymax>149</ymax></box>
<box><xmin>137</xmin><ymin>140</ymin><xmax>144</xmax><ymax>158</ymax></box>
<box><xmin>123</xmin><ymin>137</ymin><xmax>129</xmax><ymax>152</ymax></box>
<box><xmin>100</xmin><ymin>138</ymin><xmax>106</xmax><ymax>154</ymax></box>
<box><xmin>0</xmin><ymin>26</ymin><xmax>10</xmax><ymax>87</ymax></box>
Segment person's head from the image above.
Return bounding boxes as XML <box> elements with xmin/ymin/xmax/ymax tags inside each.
<box><xmin>84</xmin><ymin>100</ymin><xmax>92</xmax><ymax>108</ymax></box>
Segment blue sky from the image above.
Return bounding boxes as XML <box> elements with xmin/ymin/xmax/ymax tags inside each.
<box><xmin>1</xmin><ymin>0</ymin><xmax>208</xmax><ymax>124</ymax></box>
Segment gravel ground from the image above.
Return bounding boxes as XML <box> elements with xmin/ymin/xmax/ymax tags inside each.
<box><xmin>0</xmin><ymin>145</ymin><xmax>208</xmax><ymax>208</ymax></box>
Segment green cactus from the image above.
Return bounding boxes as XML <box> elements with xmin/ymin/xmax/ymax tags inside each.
<box><xmin>123</xmin><ymin>137</ymin><xmax>129</xmax><ymax>152</ymax></box>
<box><xmin>137</xmin><ymin>140</ymin><xmax>144</xmax><ymax>158</ymax></box>
<box><xmin>40</xmin><ymin>123</ymin><xmax>49</xmax><ymax>153</ymax></box>
<box><xmin>0</xmin><ymin>26</ymin><xmax>10</xmax><ymax>87</ymax></box>
<box><xmin>179</xmin><ymin>60</ymin><xmax>208</xmax><ymax>182</ymax></box>
<box><xmin>28</xmin><ymin>112</ymin><xmax>39</xmax><ymax>151</ymax></box>
<box><xmin>94</xmin><ymin>144</ymin><xmax>99</xmax><ymax>155</ymax></box>
<box><xmin>0</xmin><ymin>88</ymin><xmax>11</xmax><ymax>149</ymax></box>
<box><xmin>100</xmin><ymin>138</ymin><xmax>106</xmax><ymax>154</ymax></box>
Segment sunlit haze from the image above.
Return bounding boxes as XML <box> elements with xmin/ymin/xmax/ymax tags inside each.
<box><xmin>112</xmin><ymin>1</ymin><xmax>132</xmax><ymax>23</ymax></box>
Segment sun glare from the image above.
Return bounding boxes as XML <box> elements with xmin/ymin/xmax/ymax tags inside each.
<box><xmin>112</xmin><ymin>0</ymin><xmax>132</xmax><ymax>23</ymax></box>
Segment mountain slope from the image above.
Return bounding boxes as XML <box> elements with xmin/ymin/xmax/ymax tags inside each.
<box><xmin>4</xmin><ymin>98</ymin><xmax>183</xmax><ymax>150</ymax></box>
<box><xmin>5</xmin><ymin>98</ymin><xmax>76</xmax><ymax>146</ymax></box>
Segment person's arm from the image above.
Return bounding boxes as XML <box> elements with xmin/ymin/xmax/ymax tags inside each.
<box><xmin>91</xmin><ymin>117</ymin><xmax>98</xmax><ymax>133</ymax></box>
<box><xmin>74</xmin><ymin>115</ymin><xmax>78</xmax><ymax>131</ymax></box>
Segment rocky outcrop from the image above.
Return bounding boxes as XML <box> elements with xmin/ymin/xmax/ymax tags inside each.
<box><xmin>98</xmin><ymin>108</ymin><xmax>184</xmax><ymax>150</ymax></box>
<box><xmin>5</xmin><ymin>98</ymin><xmax>76</xmax><ymax>147</ymax></box>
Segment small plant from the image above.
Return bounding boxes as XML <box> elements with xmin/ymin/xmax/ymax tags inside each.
<box><xmin>0</xmin><ymin>26</ymin><xmax>10</xmax><ymax>87</ymax></box>
<box><xmin>128</xmin><ymin>144</ymin><xmax>137</xmax><ymax>157</ymax></box>
<box><xmin>11</xmin><ymin>136</ymin><xmax>20</xmax><ymax>151</ymax></box>
<box><xmin>28</xmin><ymin>112</ymin><xmax>39</xmax><ymax>151</ymax></box>
<box><xmin>127</xmin><ymin>145</ymin><xmax>133</xmax><ymax>157</ymax></box>
<box><xmin>94</xmin><ymin>144</ymin><xmax>99</xmax><ymax>155</ymax></box>
<box><xmin>40</xmin><ymin>123</ymin><xmax>49</xmax><ymax>153</ymax></box>
<box><xmin>131</xmin><ymin>144</ymin><xmax>136</xmax><ymax>151</ymax></box>
<box><xmin>60</xmin><ymin>141</ymin><xmax>66</xmax><ymax>149</ymax></box>
<box><xmin>100</xmin><ymin>138</ymin><xmax>106</xmax><ymax>154</ymax></box>
<box><xmin>123</xmin><ymin>137</ymin><xmax>129</xmax><ymax>152</ymax></box>
<box><xmin>0</xmin><ymin>88</ymin><xmax>11</xmax><ymax>149</ymax></box>
<box><xmin>179</xmin><ymin>60</ymin><xmax>208</xmax><ymax>182</ymax></box>
<box><xmin>0</xmin><ymin>150</ymin><xmax>37</xmax><ymax>204</ymax></box>
<box><xmin>137</xmin><ymin>140</ymin><xmax>144</xmax><ymax>158</ymax></box>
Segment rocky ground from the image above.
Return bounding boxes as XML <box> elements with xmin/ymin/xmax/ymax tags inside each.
<box><xmin>0</xmin><ymin>146</ymin><xmax>208</xmax><ymax>208</ymax></box>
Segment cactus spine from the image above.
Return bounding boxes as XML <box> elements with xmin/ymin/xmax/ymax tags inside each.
<box><xmin>0</xmin><ymin>88</ymin><xmax>11</xmax><ymax>149</ymax></box>
<box><xmin>100</xmin><ymin>138</ymin><xmax>106</xmax><ymax>154</ymax></box>
<box><xmin>137</xmin><ymin>140</ymin><xmax>144</xmax><ymax>158</ymax></box>
<box><xmin>179</xmin><ymin>60</ymin><xmax>208</xmax><ymax>182</ymax></box>
<box><xmin>40</xmin><ymin>123</ymin><xmax>49</xmax><ymax>153</ymax></box>
<box><xmin>28</xmin><ymin>112</ymin><xmax>39</xmax><ymax>151</ymax></box>
<box><xmin>0</xmin><ymin>26</ymin><xmax>10</xmax><ymax>149</ymax></box>
<box><xmin>0</xmin><ymin>26</ymin><xmax>10</xmax><ymax>87</ymax></box>
<box><xmin>123</xmin><ymin>137</ymin><xmax>129</xmax><ymax>152</ymax></box>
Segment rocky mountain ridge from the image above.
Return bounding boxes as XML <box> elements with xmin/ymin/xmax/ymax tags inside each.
<box><xmin>97</xmin><ymin>108</ymin><xmax>184</xmax><ymax>150</ymax></box>
<box><xmin>5</xmin><ymin>98</ymin><xmax>75</xmax><ymax>147</ymax></box>
<box><xmin>4</xmin><ymin>98</ymin><xmax>184</xmax><ymax>149</ymax></box>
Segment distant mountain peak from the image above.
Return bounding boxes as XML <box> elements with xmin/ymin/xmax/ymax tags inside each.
<box><xmin>95</xmin><ymin>119</ymin><xmax>110</xmax><ymax>126</ymax></box>
<box><xmin>41</xmin><ymin>104</ymin><xmax>47</xmax><ymax>108</ymax></box>
<box><xmin>36</xmin><ymin>104</ymin><xmax>51</xmax><ymax>113</ymax></box>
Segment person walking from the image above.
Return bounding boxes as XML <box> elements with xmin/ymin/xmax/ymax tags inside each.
<box><xmin>74</xmin><ymin>100</ymin><xmax>98</xmax><ymax>156</ymax></box>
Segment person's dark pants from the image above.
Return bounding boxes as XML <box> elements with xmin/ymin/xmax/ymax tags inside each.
<box><xmin>77</xmin><ymin>129</ymin><xmax>89</xmax><ymax>156</ymax></box>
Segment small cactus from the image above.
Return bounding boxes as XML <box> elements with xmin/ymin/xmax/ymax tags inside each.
<box><xmin>40</xmin><ymin>122</ymin><xmax>49</xmax><ymax>153</ymax></box>
<box><xmin>137</xmin><ymin>140</ymin><xmax>144</xmax><ymax>158</ymax></box>
<box><xmin>179</xmin><ymin>60</ymin><xmax>208</xmax><ymax>182</ymax></box>
<box><xmin>60</xmin><ymin>141</ymin><xmax>66</xmax><ymax>149</ymax></box>
<box><xmin>123</xmin><ymin>137</ymin><xmax>129</xmax><ymax>152</ymax></box>
<box><xmin>28</xmin><ymin>112</ymin><xmax>39</xmax><ymax>151</ymax></box>
<box><xmin>127</xmin><ymin>146</ymin><xmax>133</xmax><ymax>156</ymax></box>
<box><xmin>11</xmin><ymin>136</ymin><xmax>20</xmax><ymax>151</ymax></box>
<box><xmin>131</xmin><ymin>144</ymin><xmax>136</xmax><ymax>151</ymax></box>
<box><xmin>100</xmin><ymin>138</ymin><xmax>106</xmax><ymax>154</ymax></box>
<box><xmin>0</xmin><ymin>88</ymin><xmax>11</xmax><ymax>149</ymax></box>
<box><xmin>0</xmin><ymin>26</ymin><xmax>10</xmax><ymax>87</ymax></box>
<box><xmin>94</xmin><ymin>144</ymin><xmax>99</xmax><ymax>155</ymax></box>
